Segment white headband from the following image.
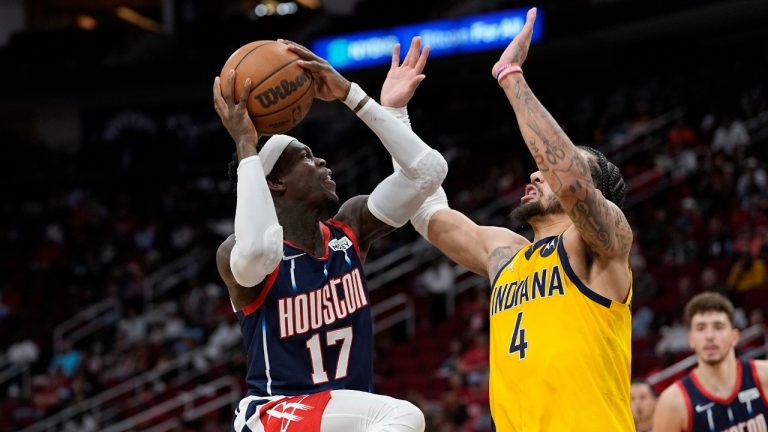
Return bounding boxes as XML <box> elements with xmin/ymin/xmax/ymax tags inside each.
<box><xmin>260</xmin><ymin>134</ymin><xmax>297</xmax><ymax>176</ymax></box>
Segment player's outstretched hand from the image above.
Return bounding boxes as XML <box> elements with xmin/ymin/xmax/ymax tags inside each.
<box><xmin>213</xmin><ymin>69</ymin><xmax>258</xmax><ymax>156</ymax></box>
<box><xmin>380</xmin><ymin>36</ymin><xmax>430</xmax><ymax>108</ymax></box>
<box><xmin>491</xmin><ymin>7</ymin><xmax>537</xmax><ymax>79</ymax></box>
<box><xmin>279</xmin><ymin>39</ymin><xmax>351</xmax><ymax>102</ymax></box>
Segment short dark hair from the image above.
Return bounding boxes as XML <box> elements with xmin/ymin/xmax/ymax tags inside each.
<box><xmin>579</xmin><ymin>146</ymin><xmax>626</xmax><ymax>208</ymax></box>
<box><xmin>684</xmin><ymin>292</ymin><xmax>735</xmax><ymax>327</ymax></box>
<box><xmin>630</xmin><ymin>379</ymin><xmax>658</xmax><ymax>398</ymax></box>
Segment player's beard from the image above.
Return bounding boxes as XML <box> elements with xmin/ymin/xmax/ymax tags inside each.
<box><xmin>510</xmin><ymin>195</ymin><xmax>564</xmax><ymax>222</ymax></box>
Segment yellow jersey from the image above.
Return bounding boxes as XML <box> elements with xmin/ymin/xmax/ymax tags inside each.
<box><xmin>488</xmin><ymin>234</ymin><xmax>633</xmax><ymax>431</ymax></box>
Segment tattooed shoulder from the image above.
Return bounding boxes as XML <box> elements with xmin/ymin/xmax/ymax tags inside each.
<box><xmin>487</xmin><ymin>246</ymin><xmax>515</xmax><ymax>281</ymax></box>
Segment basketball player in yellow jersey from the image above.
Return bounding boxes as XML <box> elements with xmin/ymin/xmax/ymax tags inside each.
<box><xmin>400</xmin><ymin>8</ymin><xmax>634</xmax><ymax>431</ymax></box>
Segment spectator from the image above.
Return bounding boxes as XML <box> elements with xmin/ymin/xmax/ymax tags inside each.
<box><xmin>47</xmin><ymin>340</ymin><xmax>81</xmax><ymax>379</ymax></box>
<box><xmin>7</xmin><ymin>339</ymin><xmax>39</xmax><ymax>365</ymax></box>
<box><xmin>736</xmin><ymin>157</ymin><xmax>768</xmax><ymax>206</ymax></box>
<box><xmin>415</xmin><ymin>256</ymin><xmax>456</xmax><ymax>323</ymax></box>
<box><xmin>712</xmin><ymin>115</ymin><xmax>750</xmax><ymax>162</ymax></box>
<box><xmin>655</xmin><ymin>316</ymin><xmax>690</xmax><ymax>359</ymax></box>
<box><xmin>726</xmin><ymin>251</ymin><xmax>767</xmax><ymax>294</ymax></box>
<box><xmin>630</xmin><ymin>380</ymin><xmax>658</xmax><ymax>432</ymax></box>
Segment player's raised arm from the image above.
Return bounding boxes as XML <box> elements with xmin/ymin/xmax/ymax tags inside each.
<box><xmin>280</xmin><ymin>38</ymin><xmax>448</xmax><ymax>258</ymax></box>
<box><xmin>492</xmin><ymin>8</ymin><xmax>632</xmax><ymax>261</ymax></box>
<box><xmin>213</xmin><ymin>71</ymin><xmax>283</xmax><ymax>295</ymax></box>
<box><xmin>376</xmin><ymin>39</ymin><xmax>529</xmax><ymax>278</ymax></box>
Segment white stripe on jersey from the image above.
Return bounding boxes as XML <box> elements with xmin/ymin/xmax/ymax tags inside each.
<box><xmin>262</xmin><ymin>319</ymin><xmax>273</xmax><ymax>396</ymax></box>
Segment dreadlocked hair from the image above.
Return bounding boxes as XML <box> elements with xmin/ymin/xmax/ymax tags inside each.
<box><xmin>579</xmin><ymin>146</ymin><xmax>626</xmax><ymax>208</ymax></box>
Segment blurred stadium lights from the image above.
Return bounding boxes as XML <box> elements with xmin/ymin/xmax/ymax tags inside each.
<box><xmin>115</xmin><ymin>5</ymin><xmax>163</xmax><ymax>33</ymax></box>
<box><xmin>252</xmin><ymin>1</ymin><xmax>299</xmax><ymax>18</ymax></box>
<box><xmin>76</xmin><ymin>14</ymin><xmax>98</xmax><ymax>31</ymax></box>
<box><xmin>296</xmin><ymin>0</ymin><xmax>321</xmax><ymax>9</ymax></box>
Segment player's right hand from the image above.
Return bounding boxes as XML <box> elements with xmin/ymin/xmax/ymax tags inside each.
<box><xmin>213</xmin><ymin>69</ymin><xmax>259</xmax><ymax>153</ymax></box>
<box><xmin>279</xmin><ymin>39</ymin><xmax>352</xmax><ymax>102</ymax></box>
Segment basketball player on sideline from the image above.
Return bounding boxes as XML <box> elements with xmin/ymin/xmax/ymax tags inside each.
<box><xmin>653</xmin><ymin>293</ymin><xmax>768</xmax><ymax>432</ymax></box>
<box><xmin>631</xmin><ymin>380</ymin><xmax>658</xmax><ymax>432</ymax></box>
<box><xmin>213</xmin><ymin>38</ymin><xmax>443</xmax><ymax>432</ymax></box>
<box><xmin>401</xmin><ymin>8</ymin><xmax>634</xmax><ymax>430</ymax></box>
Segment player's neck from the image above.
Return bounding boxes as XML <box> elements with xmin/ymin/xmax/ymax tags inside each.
<box><xmin>529</xmin><ymin>214</ymin><xmax>571</xmax><ymax>241</ymax></box>
<box><xmin>277</xmin><ymin>205</ymin><xmax>326</xmax><ymax>256</ymax></box>
<box><xmin>695</xmin><ymin>352</ymin><xmax>739</xmax><ymax>395</ymax></box>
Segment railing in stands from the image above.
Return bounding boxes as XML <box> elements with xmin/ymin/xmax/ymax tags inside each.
<box><xmin>18</xmin><ymin>344</ymin><xmax>219</xmax><ymax>432</ymax></box>
<box><xmin>51</xmin><ymin>246</ymin><xmax>208</xmax><ymax>352</ymax></box>
<box><xmin>52</xmin><ymin>297</ymin><xmax>122</xmax><ymax>349</ymax></box>
<box><xmin>372</xmin><ymin>293</ymin><xmax>415</xmax><ymax>338</ymax></box>
<box><xmin>646</xmin><ymin>324</ymin><xmax>767</xmax><ymax>387</ymax></box>
<box><xmin>0</xmin><ymin>356</ymin><xmax>31</xmax><ymax>398</ymax></box>
<box><xmin>144</xmin><ymin>247</ymin><xmax>208</xmax><ymax>309</ymax></box>
<box><xmin>101</xmin><ymin>376</ymin><xmax>240</xmax><ymax>432</ymax></box>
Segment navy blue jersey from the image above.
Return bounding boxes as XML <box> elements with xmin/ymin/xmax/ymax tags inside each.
<box><xmin>235</xmin><ymin>219</ymin><xmax>373</xmax><ymax>397</ymax></box>
<box><xmin>678</xmin><ymin>360</ymin><xmax>768</xmax><ymax>432</ymax></box>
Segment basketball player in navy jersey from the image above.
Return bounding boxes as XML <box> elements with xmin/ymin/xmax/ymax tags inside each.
<box><xmin>653</xmin><ymin>293</ymin><xmax>768</xmax><ymax>432</ymax></box>
<box><xmin>213</xmin><ymin>38</ymin><xmax>442</xmax><ymax>432</ymax></box>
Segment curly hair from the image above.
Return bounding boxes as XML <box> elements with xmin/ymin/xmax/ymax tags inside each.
<box><xmin>579</xmin><ymin>146</ymin><xmax>626</xmax><ymax>208</ymax></box>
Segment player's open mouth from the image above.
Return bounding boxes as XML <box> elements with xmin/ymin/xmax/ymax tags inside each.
<box><xmin>323</xmin><ymin>170</ymin><xmax>335</xmax><ymax>187</ymax></box>
<box><xmin>522</xmin><ymin>184</ymin><xmax>538</xmax><ymax>202</ymax></box>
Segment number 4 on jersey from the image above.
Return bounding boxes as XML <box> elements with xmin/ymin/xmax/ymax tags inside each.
<box><xmin>508</xmin><ymin>311</ymin><xmax>528</xmax><ymax>359</ymax></box>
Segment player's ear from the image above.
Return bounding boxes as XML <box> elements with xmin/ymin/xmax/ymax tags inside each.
<box><xmin>267</xmin><ymin>176</ymin><xmax>286</xmax><ymax>191</ymax></box>
<box><xmin>731</xmin><ymin>328</ymin><xmax>740</xmax><ymax>347</ymax></box>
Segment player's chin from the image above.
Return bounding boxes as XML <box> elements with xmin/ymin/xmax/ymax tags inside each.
<box><xmin>323</xmin><ymin>191</ymin><xmax>340</xmax><ymax>208</ymax></box>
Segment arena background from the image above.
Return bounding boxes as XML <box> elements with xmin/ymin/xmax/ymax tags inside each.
<box><xmin>1</xmin><ymin>0</ymin><xmax>767</xmax><ymax>430</ymax></box>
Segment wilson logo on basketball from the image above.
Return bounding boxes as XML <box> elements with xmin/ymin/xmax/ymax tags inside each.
<box><xmin>254</xmin><ymin>71</ymin><xmax>311</xmax><ymax>109</ymax></box>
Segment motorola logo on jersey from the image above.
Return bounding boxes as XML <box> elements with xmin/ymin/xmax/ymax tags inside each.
<box><xmin>278</xmin><ymin>268</ymin><xmax>368</xmax><ymax>338</ymax></box>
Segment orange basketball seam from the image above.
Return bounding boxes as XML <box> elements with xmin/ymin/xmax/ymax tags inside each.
<box><xmin>248</xmin><ymin>58</ymin><xmax>302</xmax><ymax>93</ymax></box>
<box><xmin>249</xmin><ymin>79</ymin><xmax>314</xmax><ymax>118</ymax></box>
<box><xmin>233</xmin><ymin>41</ymin><xmax>275</xmax><ymax>70</ymax></box>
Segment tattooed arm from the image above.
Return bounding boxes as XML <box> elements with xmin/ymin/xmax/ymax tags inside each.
<box><xmin>492</xmin><ymin>8</ymin><xmax>633</xmax><ymax>263</ymax></box>
<box><xmin>425</xmin><ymin>208</ymin><xmax>529</xmax><ymax>279</ymax></box>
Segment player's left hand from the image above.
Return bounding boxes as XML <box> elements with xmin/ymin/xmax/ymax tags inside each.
<box><xmin>380</xmin><ymin>36</ymin><xmax>430</xmax><ymax>108</ymax></box>
<box><xmin>280</xmin><ymin>39</ymin><xmax>351</xmax><ymax>102</ymax></box>
<box><xmin>491</xmin><ymin>7</ymin><xmax>537</xmax><ymax>79</ymax></box>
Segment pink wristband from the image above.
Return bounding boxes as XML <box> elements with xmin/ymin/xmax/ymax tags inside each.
<box><xmin>495</xmin><ymin>64</ymin><xmax>523</xmax><ymax>83</ymax></box>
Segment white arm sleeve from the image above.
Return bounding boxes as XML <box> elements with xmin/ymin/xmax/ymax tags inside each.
<box><xmin>344</xmin><ymin>85</ymin><xmax>447</xmax><ymax>227</ymax></box>
<box><xmin>343</xmin><ymin>83</ymin><xmax>446</xmax><ymax>188</ymax></box>
<box><xmin>384</xmin><ymin>105</ymin><xmax>449</xmax><ymax>239</ymax></box>
<box><xmin>229</xmin><ymin>155</ymin><xmax>284</xmax><ymax>287</ymax></box>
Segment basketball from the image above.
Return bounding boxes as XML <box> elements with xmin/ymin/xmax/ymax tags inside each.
<box><xmin>219</xmin><ymin>40</ymin><xmax>315</xmax><ymax>135</ymax></box>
